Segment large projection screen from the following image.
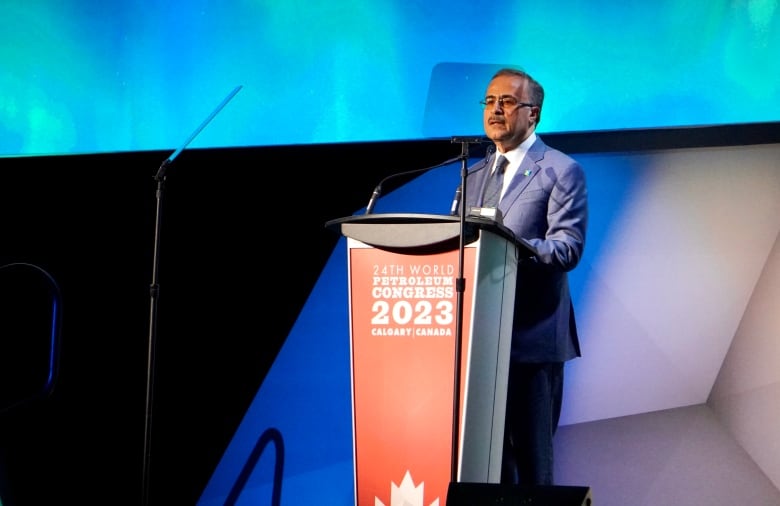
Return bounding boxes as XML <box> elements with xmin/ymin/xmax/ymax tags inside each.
<box><xmin>2</xmin><ymin>1</ymin><xmax>779</xmax><ymax>157</ymax></box>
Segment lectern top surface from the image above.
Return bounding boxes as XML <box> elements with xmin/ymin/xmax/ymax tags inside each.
<box><xmin>325</xmin><ymin>213</ymin><xmax>537</xmax><ymax>257</ymax></box>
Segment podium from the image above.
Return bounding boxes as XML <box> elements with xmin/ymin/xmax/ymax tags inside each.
<box><xmin>326</xmin><ymin>213</ymin><xmax>537</xmax><ymax>506</ymax></box>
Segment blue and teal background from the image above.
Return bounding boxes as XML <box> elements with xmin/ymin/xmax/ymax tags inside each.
<box><xmin>2</xmin><ymin>1</ymin><xmax>779</xmax><ymax>157</ymax></box>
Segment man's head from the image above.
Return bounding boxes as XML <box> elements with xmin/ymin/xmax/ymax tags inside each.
<box><xmin>482</xmin><ymin>68</ymin><xmax>544</xmax><ymax>153</ymax></box>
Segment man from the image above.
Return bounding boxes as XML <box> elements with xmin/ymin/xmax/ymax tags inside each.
<box><xmin>459</xmin><ymin>67</ymin><xmax>588</xmax><ymax>485</ymax></box>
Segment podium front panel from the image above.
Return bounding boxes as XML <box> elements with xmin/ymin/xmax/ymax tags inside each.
<box><xmin>348</xmin><ymin>240</ymin><xmax>473</xmax><ymax>506</ymax></box>
<box><xmin>344</xmin><ymin>226</ymin><xmax>516</xmax><ymax>506</ymax></box>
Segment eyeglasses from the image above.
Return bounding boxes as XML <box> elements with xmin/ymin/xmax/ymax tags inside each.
<box><xmin>480</xmin><ymin>95</ymin><xmax>535</xmax><ymax>111</ymax></box>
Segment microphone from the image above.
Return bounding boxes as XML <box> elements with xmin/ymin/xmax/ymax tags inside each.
<box><xmin>365</xmin><ymin>187</ymin><xmax>382</xmax><ymax>215</ymax></box>
<box><xmin>449</xmin><ymin>186</ymin><xmax>462</xmax><ymax>216</ymax></box>
<box><xmin>364</xmin><ymin>154</ymin><xmax>463</xmax><ymax>214</ymax></box>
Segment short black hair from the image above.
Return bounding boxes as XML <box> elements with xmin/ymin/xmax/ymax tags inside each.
<box><xmin>491</xmin><ymin>67</ymin><xmax>545</xmax><ymax>117</ymax></box>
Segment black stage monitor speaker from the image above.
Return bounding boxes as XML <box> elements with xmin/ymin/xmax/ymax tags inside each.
<box><xmin>447</xmin><ymin>482</ymin><xmax>593</xmax><ymax>506</ymax></box>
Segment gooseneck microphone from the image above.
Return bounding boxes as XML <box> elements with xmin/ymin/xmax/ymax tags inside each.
<box><xmin>364</xmin><ymin>186</ymin><xmax>383</xmax><ymax>215</ymax></box>
<box><xmin>449</xmin><ymin>186</ymin><xmax>462</xmax><ymax>216</ymax></box>
<box><xmin>364</xmin><ymin>154</ymin><xmax>465</xmax><ymax>214</ymax></box>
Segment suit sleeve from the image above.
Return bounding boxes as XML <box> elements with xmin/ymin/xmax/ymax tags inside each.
<box><xmin>525</xmin><ymin>158</ymin><xmax>588</xmax><ymax>272</ymax></box>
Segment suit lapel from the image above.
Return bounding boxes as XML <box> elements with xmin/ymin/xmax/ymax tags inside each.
<box><xmin>468</xmin><ymin>155</ymin><xmax>494</xmax><ymax>207</ymax></box>
<box><xmin>499</xmin><ymin>138</ymin><xmax>546</xmax><ymax>213</ymax></box>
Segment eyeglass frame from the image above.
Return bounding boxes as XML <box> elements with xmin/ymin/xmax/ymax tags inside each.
<box><xmin>479</xmin><ymin>95</ymin><xmax>536</xmax><ymax>111</ymax></box>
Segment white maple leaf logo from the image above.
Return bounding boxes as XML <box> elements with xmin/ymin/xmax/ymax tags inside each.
<box><xmin>374</xmin><ymin>470</ymin><xmax>440</xmax><ymax>506</ymax></box>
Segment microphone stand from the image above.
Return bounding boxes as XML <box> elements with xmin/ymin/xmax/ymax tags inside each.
<box><xmin>449</xmin><ymin>136</ymin><xmax>484</xmax><ymax>484</ymax></box>
<box><xmin>141</xmin><ymin>85</ymin><xmax>242</xmax><ymax>506</ymax></box>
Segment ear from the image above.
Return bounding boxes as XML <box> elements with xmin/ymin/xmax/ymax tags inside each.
<box><xmin>531</xmin><ymin>105</ymin><xmax>541</xmax><ymax>124</ymax></box>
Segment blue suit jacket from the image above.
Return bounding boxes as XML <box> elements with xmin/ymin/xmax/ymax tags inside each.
<box><xmin>463</xmin><ymin>136</ymin><xmax>588</xmax><ymax>363</ymax></box>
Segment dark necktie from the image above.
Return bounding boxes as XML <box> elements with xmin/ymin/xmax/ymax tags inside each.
<box><xmin>482</xmin><ymin>155</ymin><xmax>508</xmax><ymax>208</ymax></box>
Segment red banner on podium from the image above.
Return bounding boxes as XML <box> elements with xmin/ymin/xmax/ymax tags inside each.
<box><xmin>327</xmin><ymin>214</ymin><xmax>520</xmax><ymax>506</ymax></box>
<box><xmin>349</xmin><ymin>245</ymin><xmax>476</xmax><ymax>506</ymax></box>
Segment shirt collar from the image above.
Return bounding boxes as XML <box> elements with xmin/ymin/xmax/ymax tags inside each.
<box><xmin>498</xmin><ymin>132</ymin><xmax>537</xmax><ymax>167</ymax></box>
